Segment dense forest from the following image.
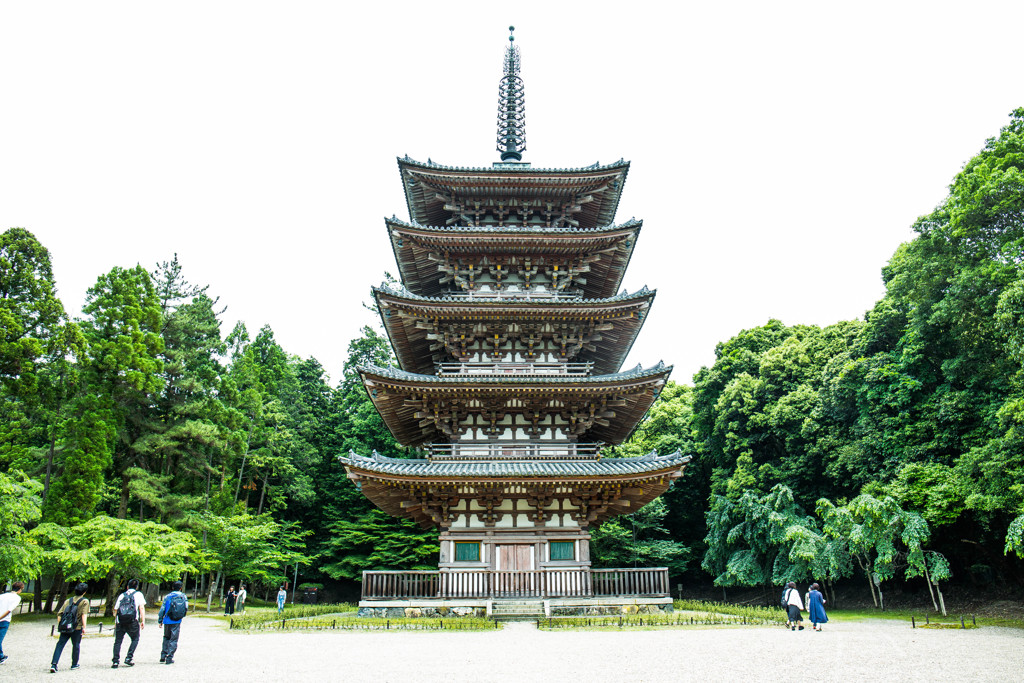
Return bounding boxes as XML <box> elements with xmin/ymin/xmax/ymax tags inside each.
<box><xmin>2</xmin><ymin>109</ymin><xmax>1022</xmax><ymax>613</ymax></box>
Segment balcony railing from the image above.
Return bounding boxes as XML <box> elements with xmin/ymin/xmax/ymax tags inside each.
<box><xmin>436</xmin><ymin>362</ymin><xmax>592</xmax><ymax>377</ymax></box>
<box><xmin>361</xmin><ymin>567</ymin><xmax>670</xmax><ymax>600</ymax></box>
<box><xmin>427</xmin><ymin>442</ymin><xmax>602</xmax><ymax>461</ymax></box>
<box><xmin>444</xmin><ymin>289</ymin><xmax>582</xmax><ymax>301</ymax></box>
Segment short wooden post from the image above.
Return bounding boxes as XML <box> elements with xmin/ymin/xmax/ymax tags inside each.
<box><xmin>281</xmin><ymin>619</ymin><xmax>285</xmax><ymax>629</ymax></box>
<box><xmin>230</xmin><ymin>619</ymin><xmax>233</xmax><ymax>630</ymax></box>
<box><xmin>972</xmin><ymin>615</ymin><xmax>976</xmax><ymax>626</ymax></box>
<box><xmin>926</xmin><ymin>615</ymin><xmax>929</xmax><ymax>625</ymax></box>
<box><xmin>911</xmin><ymin>617</ymin><xmax>915</xmax><ymax>628</ymax></box>
<box><xmin>51</xmin><ymin>625</ymin><xmax>55</xmax><ymax>636</ymax></box>
<box><xmin>98</xmin><ymin>623</ymin><xmax>103</xmax><ymax>634</ymax></box>
<box><xmin>960</xmin><ymin>616</ymin><xmax>965</xmax><ymax>629</ymax></box>
<box><xmin>386</xmin><ymin>620</ymin><xmax>389</xmax><ymax>629</ymax></box>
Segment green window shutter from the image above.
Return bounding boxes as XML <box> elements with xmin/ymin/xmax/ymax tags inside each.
<box><xmin>550</xmin><ymin>541</ymin><xmax>575</xmax><ymax>561</ymax></box>
<box><xmin>455</xmin><ymin>542</ymin><xmax>480</xmax><ymax>562</ymax></box>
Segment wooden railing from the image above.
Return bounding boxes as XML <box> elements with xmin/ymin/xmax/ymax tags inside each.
<box><xmin>427</xmin><ymin>442</ymin><xmax>602</xmax><ymax>461</ymax></box>
<box><xmin>361</xmin><ymin>567</ymin><xmax>670</xmax><ymax>600</ymax></box>
<box><xmin>436</xmin><ymin>362</ymin><xmax>592</xmax><ymax>377</ymax></box>
<box><xmin>445</xmin><ymin>289</ymin><xmax>582</xmax><ymax>301</ymax></box>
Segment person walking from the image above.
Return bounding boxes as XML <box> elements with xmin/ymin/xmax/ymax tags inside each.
<box><xmin>157</xmin><ymin>581</ymin><xmax>188</xmax><ymax>665</ymax></box>
<box><xmin>0</xmin><ymin>581</ymin><xmax>25</xmax><ymax>665</ymax></box>
<box><xmin>276</xmin><ymin>585</ymin><xmax>287</xmax><ymax>614</ymax></box>
<box><xmin>807</xmin><ymin>582</ymin><xmax>829</xmax><ymax>631</ymax></box>
<box><xmin>784</xmin><ymin>581</ymin><xmax>805</xmax><ymax>631</ymax></box>
<box><xmin>111</xmin><ymin>578</ymin><xmax>146</xmax><ymax>668</ymax></box>
<box><xmin>223</xmin><ymin>586</ymin><xmax>237</xmax><ymax>616</ymax></box>
<box><xmin>236</xmin><ymin>584</ymin><xmax>247</xmax><ymax>614</ymax></box>
<box><xmin>50</xmin><ymin>582</ymin><xmax>89</xmax><ymax>673</ymax></box>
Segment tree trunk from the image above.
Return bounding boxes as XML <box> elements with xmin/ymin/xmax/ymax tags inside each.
<box><xmin>234</xmin><ymin>426</ymin><xmax>253</xmax><ymax>506</ymax></box>
<box><xmin>935</xmin><ymin>581</ymin><xmax>947</xmax><ymax>616</ymax></box>
<box><xmin>44</xmin><ymin>570</ymin><xmax>65</xmax><ymax>614</ymax></box>
<box><xmin>43</xmin><ymin>434</ymin><xmax>57</xmax><ymax>502</ymax></box>
<box><xmin>257</xmin><ymin>473</ymin><xmax>269</xmax><ymax>515</ymax></box>
<box><xmin>117</xmin><ymin>480</ymin><xmax>130</xmax><ymax>519</ymax></box>
<box><xmin>923</xmin><ymin>563</ymin><xmax>939</xmax><ymax>612</ymax></box>
<box><xmin>233</xmin><ymin>451</ymin><xmax>248</xmax><ymax>506</ymax></box>
<box><xmin>862</xmin><ymin>561</ymin><xmax>878</xmax><ymax>608</ymax></box>
<box><xmin>205</xmin><ymin>570</ymin><xmax>222</xmax><ymax>613</ymax></box>
<box><xmin>105</xmin><ymin>568</ymin><xmax>120</xmax><ymax>617</ymax></box>
<box><xmin>33</xmin><ymin>575</ymin><xmax>43</xmax><ymax>612</ymax></box>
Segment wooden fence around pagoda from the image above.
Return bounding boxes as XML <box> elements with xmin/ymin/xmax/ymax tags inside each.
<box><xmin>361</xmin><ymin>567</ymin><xmax>670</xmax><ymax>600</ymax></box>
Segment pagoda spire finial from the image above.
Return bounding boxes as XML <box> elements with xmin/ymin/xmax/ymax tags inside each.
<box><xmin>496</xmin><ymin>25</ymin><xmax>526</xmax><ymax>162</ymax></box>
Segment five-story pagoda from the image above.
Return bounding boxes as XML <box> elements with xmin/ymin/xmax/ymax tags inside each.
<box><xmin>341</xmin><ymin>28</ymin><xmax>690</xmax><ymax>618</ymax></box>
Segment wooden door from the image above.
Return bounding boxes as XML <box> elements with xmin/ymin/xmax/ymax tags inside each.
<box><xmin>496</xmin><ymin>544</ymin><xmax>535</xmax><ymax>596</ymax></box>
<box><xmin>497</xmin><ymin>544</ymin><xmax>533</xmax><ymax>571</ymax></box>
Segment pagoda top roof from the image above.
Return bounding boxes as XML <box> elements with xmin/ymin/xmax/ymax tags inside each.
<box><xmin>398</xmin><ymin>156</ymin><xmax>629</xmax><ymax>229</ymax></box>
<box><xmin>398</xmin><ymin>155</ymin><xmax>630</xmax><ymax>175</ymax></box>
<box><xmin>339</xmin><ymin>448</ymin><xmax>691</xmax><ymax>479</ymax></box>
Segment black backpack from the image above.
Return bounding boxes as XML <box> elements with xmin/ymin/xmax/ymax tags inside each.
<box><xmin>166</xmin><ymin>593</ymin><xmax>187</xmax><ymax>621</ymax></box>
<box><xmin>117</xmin><ymin>590</ymin><xmax>138</xmax><ymax>625</ymax></box>
<box><xmin>780</xmin><ymin>588</ymin><xmax>791</xmax><ymax>610</ymax></box>
<box><xmin>57</xmin><ymin>598</ymin><xmax>82</xmax><ymax>634</ymax></box>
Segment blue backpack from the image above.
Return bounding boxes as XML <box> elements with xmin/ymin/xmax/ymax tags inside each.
<box><xmin>166</xmin><ymin>593</ymin><xmax>188</xmax><ymax>621</ymax></box>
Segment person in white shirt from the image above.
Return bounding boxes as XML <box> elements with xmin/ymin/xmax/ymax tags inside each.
<box><xmin>784</xmin><ymin>581</ymin><xmax>805</xmax><ymax>631</ymax></box>
<box><xmin>0</xmin><ymin>581</ymin><xmax>25</xmax><ymax>665</ymax></box>
<box><xmin>111</xmin><ymin>579</ymin><xmax>146</xmax><ymax>668</ymax></box>
<box><xmin>236</xmin><ymin>585</ymin><xmax>248</xmax><ymax>614</ymax></box>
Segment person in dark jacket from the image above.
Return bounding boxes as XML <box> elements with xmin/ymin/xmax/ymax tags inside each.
<box><xmin>157</xmin><ymin>581</ymin><xmax>188</xmax><ymax>665</ymax></box>
<box><xmin>223</xmin><ymin>586</ymin><xmax>236</xmax><ymax>616</ymax></box>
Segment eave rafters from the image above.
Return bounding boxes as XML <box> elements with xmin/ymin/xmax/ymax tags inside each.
<box><xmin>398</xmin><ymin>157</ymin><xmax>630</xmax><ymax>230</ymax></box>
<box><xmin>342</xmin><ymin>460</ymin><xmax>688</xmax><ymax>530</ymax></box>
<box><xmin>358</xmin><ymin>364</ymin><xmax>672</xmax><ymax>447</ymax></box>
<box><xmin>374</xmin><ymin>285</ymin><xmax>655</xmax><ymax>374</ymax></box>
<box><xmin>386</xmin><ymin>218</ymin><xmax>642</xmax><ymax>299</ymax></box>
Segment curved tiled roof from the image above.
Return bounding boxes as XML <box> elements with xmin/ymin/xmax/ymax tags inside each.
<box><xmin>339</xmin><ymin>449</ymin><xmax>691</xmax><ymax>478</ymax></box>
<box><xmin>373</xmin><ymin>282</ymin><xmax>652</xmax><ymax>305</ymax></box>
<box><xmin>385</xmin><ymin>215</ymin><xmax>642</xmax><ymax>235</ymax></box>
<box><xmin>398</xmin><ymin>156</ymin><xmax>630</xmax><ymax>174</ymax></box>
<box><xmin>358</xmin><ymin>361</ymin><xmax>669</xmax><ymax>385</ymax></box>
<box><xmin>398</xmin><ymin>156</ymin><xmax>629</xmax><ymax>230</ymax></box>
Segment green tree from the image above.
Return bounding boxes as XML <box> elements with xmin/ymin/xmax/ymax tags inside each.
<box><xmin>590</xmin><ymin>498</ymin><xmax>690</xmax><ymax>574</ymax></box>
<box><xmin>79</xmin><ymin>265</ymin><xmax>164</xmax><ymax>519</ymax></box>
<box><xmin>32</xmin><ymin>515</ymin><xmax>197</xmax><ymax>613</ymax></box>
<box><xmin>0</xmin><ymin>471</ymin><xmax>44</xmax><ymax>577</ymax></box>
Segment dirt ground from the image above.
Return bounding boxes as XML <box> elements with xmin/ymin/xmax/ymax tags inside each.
<box><xmin>2</xmin><ymin>611</ymin><xmax>1022</xmax><ymax>682</ymax></box>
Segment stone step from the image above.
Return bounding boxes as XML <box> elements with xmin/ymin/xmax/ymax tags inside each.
<box><xmin>492</xmin><ymin>613</ymin><xmax>543</xmax><ymax>622</ymax></box>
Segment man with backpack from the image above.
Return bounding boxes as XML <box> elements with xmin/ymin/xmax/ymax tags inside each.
<box><xmin>50</xmin><ymin>582</ymin><xmax>89</xmax><ymax>673</ymax></box>
<box><xmin>111</xmin><ymin>578</ymin><xmax>146</xmax><ymax>668</ymax></box>
<box><xmin>157</xmin><ymin>580</ymin><xmax>188</xmax><ymax>665</ymax></box>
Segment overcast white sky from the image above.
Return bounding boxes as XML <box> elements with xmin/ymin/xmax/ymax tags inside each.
<box><xmin>2</xmin><ymin>1</ymin><xmax>1021</xmax><ymax>385</ymax></box>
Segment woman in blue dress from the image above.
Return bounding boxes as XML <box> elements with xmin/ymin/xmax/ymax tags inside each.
<box><xmin>807</xmin><ymin>583</ymin><xmax>828</xmax><ymax>631</ymax></box>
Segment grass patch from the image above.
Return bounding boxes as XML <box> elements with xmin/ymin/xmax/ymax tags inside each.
<box><xmin>539</xmin><ymin>601</ymin><xmax>788</xmax><ymax>631</ymax></box>
<box><xmin>231</xmin><ymin>613</ymin><xmax>496</xmax><ymax>632</ymax></box>
<box><xmin>228</xmin><ymin>603</ymin><xmax>357</xmax><ymax>629</ymax></box>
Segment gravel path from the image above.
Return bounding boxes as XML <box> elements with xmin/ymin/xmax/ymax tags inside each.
<box><xmin>2</xmin><ymin>612</ymin><xmax>1021</xmax><ymax>682</ymax></box>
